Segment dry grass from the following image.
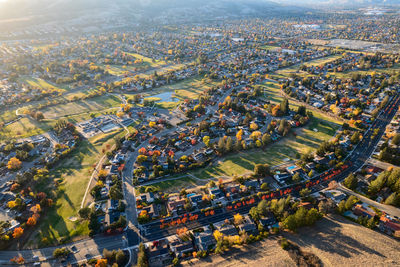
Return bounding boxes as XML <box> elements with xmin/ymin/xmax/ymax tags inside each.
<box><xmin>283</xmin><ymin>214</ymin><xmax>400</xmax><ymax>267</ymax></box>
<box><xmin>189</xmin><ymin>237</ymin><xmax>294</xmax><ymax>267</ymax></box>
<box><xmin>189</xmin><ymin>214</ymin><xmax>400</xmax><ymax>267</ymax></box>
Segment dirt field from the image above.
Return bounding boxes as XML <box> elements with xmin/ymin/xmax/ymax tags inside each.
<box><xmin>188</xmin><ymin>214</ymin><xmax>400</xmax><ymax>267</ymax></box>
<box><xmin>284</xmin><ymin>214</ymin><xmax>400</xmax><ymax>267</ymax></box>
<box><xmin>188</xmin><ymin>237</ymin><xmax>295</xmax><ymax>267</ymax></box>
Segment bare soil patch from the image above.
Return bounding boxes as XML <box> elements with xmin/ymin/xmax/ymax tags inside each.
<box><xmin>283</xmin><ymin>214</ymin><xmax>400</xmax><ymax>267</ymax></box>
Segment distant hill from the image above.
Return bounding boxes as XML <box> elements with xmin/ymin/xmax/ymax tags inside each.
<box><xmin>274</xmin><ymin>0</ymin><xmax>400</xmax><ymax>7</ymax></box>
<box><xmin>0</xmin><ymin>0</ymin><xmax>301</xmax><ymax>21</ymax></box>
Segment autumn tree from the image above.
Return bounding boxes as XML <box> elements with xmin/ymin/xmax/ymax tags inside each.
<box><xmin>234</xmin><ymin>213</ymin><xmax>244</xmax><ymax>225</ymax></box>
<box><xmin>7</xmin><ymin>157</ymin><xmax>22</xmax><ymax>170</ymax></box>
<box><xmin>12</xmin><ymin>227</ymin><xmax>24</xmax><ymax>239</ymax></box>
<box><xmin>27</xmin><ymin>216</ymin><xmax>37</xmax><ymax>226</ymax></box>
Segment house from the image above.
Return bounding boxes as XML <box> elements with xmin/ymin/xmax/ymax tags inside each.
<box><xmin>188</xmin><ymin>193</ymin><xmax>203</xmax><ymax>208</ymax></box>
<box><xmin>214</xmin><ymin>221</ymin><xmax>238</xmax><ymax>236</ymax></box>
<box><xmin>138</xmin><ymin>192</ymin><xmax>155</xmax><ymax>204</ymax></box>
<box><xmin>324</xmin><ymin>190</ymin><xmax>347</xmax><ymax>204</ymax></box>
<box><xmin>147</xmin><ymin>240</ymin><xmax>172</xmax><ymax>267</ymax></box>
<box><xmin>238</xmin><ymin>215</ymin><xmax>257</xmax><ymax>234</ymax></box>
<box><xmin>259</xmin><ymin>215</ymin><xmax>277</xmax><ymax>229</ymax></box>
<box><xmin>379</xmin><ymin>216</ymin><xmax>400</xmax><ymax>237</ymax></box>
<box><xmin>194</xmin><ymin>227</ymin><xmax>216</xmax><ymax>251</ymax></box>
<box><xmin>167</xmin><ymin>196</ymin><xmax>186</xmax><ymax>213</ymax></box>
<box><xmin>352</xmin><ymin>204</ymin><xmax>376</xmax><ymax>218</ymax></box>
<box><xmin>208</xmin><ymin>187</ymin><xmax>224</xmax><ymax>198</ymax></box>
<box><xmin>274</xmin><ymin>173</ymin><xmax>291</xmax><ymax>184</ymax></box>
<box><xmin>168</xmin><ymin>236</ymin><xmax>194</xmax><ymax>257</ymax></box>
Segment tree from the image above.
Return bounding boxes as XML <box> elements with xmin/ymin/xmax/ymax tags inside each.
<box><xmin>234</xmin><ymin>213</ymin><xmax>244</xmax><ymax>225</ymax></box>
<box><xmin>7</xmin><ymin>157</ymin><xmax>22</xmax><ymax>170</ymax></box>
<box><xmin>343</xmin><ymin>173</ymin><xmax>358</xmax><ymax>190</ymax></box>
<box><xmin>262</xmin><ymin>133</ymin><xmax>271</xmax><ymax>146</ymax></box>
<box><xmin>95</xmin><ymin>259</ymin><xmax>107</xmax><ymax>267</ymax></box>
<box><xmin>292</xmin><ymin>173</ymin><xmax>301</xmax><ymax>183</ymax></box>
<box><xmin>12</xmin><ymin>227</ymin><xmax>23</xmax><ymax>238</ymax></box>
<box><xmin>203</xmin><ymin>136</ymin><xmax>210</xmax><ymax>147</ymax></box>
<box><xmin>392</xmin><ymin>134</ymin><xmax>400</xmax><ymax>146</ymax></box>
<box><xmin>300</xmin><ymin>188</ymin><xmax>311</xmax><ymax>198</ymax></box>
<box><xmin>260</xmin><ymin>183</ymin><xmax>269</xmax><ymax>191</ymax></box>
<box><xmin>351</xmin><ymin>131</ymin><xmax>360</xmax><ymax>144</ymax></box>
<box><xmin>384</xmin><ymin>192</ymin><xmax>400</xmax><ymax>207</ymax></box>
<box><xmin>27</xmin><ymin>216</ymin><xmax>37</xmax><ymax>226</ymax></box>
<box><xmin>35</xmin><ymin>112</ymin><xmax>45</xmax><ymax>121</ymax></box>
<box><xmin>254</xmin><ymin>164</ymin><xmax>270</xmax><ymax>177</ymax></box>
<box><xmin>172</xmin><ymin>257</ymin><xmax>179</xmax><ymax>266</ymax></box>
<box><xmin>137</xmin><ymin>243</ymin><xmax>148</xmax><ymax>267</ymax></box>
<box><xmin>280</xmin><ymin>98</ymin><xmax>289</xmax><ymax>115</ymax></box>
<box><xmin>136</xmin><ymin>155</ymin><xmax>148</xmax><ymax>164</ymax></box>
<box><xmin>297</xmin><ymin>105</ymin><xmax>306</xmax><ymax>116</ymax></box>
<box><xmin>116</xmin><ymin>249</ymin><xmax>127</xmax><ymax>266</ymax></box>
<box><xmin>53</xmin><ymin>248</ymin><xmax>70</xmax><ymax>258</ymax></box>
<box><xmin>79</xmin><ymin>207</ymin><xmax>91</xmax><ymax>219</ymax></box>
<box><xmin>282</xmin><ymin>214</ymin><xmax>297</xmax><ymax>231</ymax></box>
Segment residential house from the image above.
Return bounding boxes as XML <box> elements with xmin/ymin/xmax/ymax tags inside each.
<box><xmin>194</xmin><ymin>227</ymin><xmax>216</xmax><ymax>251</ymax></box>
<box><xmin>238</xmin><ymin>215</ymin><xmax>257</xmax><ymax>234</ymax></box>
<box><xmin>168</xmin><ymin>236</ymin><xmax>194</xmax><ymax>257</ymax></box>
<box><xmin>147</xmin><ymin>240</ymin><xmax>172</xmax><ymax>267</ymax></box>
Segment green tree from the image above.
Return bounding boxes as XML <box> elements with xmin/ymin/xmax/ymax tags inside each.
<box><xmin>280</xmin><ymin>98</ymin><xmax>289</xmax><ymax>115</ymax></box>
<box><xmin>254</xmin><ymin>164</ymin><xmax>270</xmax><ymax>177</ymax></box>
<box><xmin>292</xmin><ymin>173</ymin><xmax>301</xmax><ymax>183</ymax></box>
<box><xmin>392</xmin><ymin>134</ymin><xmax>400</xmax><ymax>146</ymax></box>
<box><xmin>384</xmin><ymin>192</ymin><xmax>400</xmax><ymax>207</ymax></box>
<box><xmin>343</xmin><ymin>173</ymin><xmax>358</xmax><ymax>190</ymax></box>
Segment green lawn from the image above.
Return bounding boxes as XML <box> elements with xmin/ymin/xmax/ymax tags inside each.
<box><xmin>0</xmin><ymin>117</ymin><xmax>54</xmax><ymax>141</ymax></box>
<box><xmin>192</xmin><ymin>116</ymin><xmax>340</xmax><ymax>180</ymax></box>
<box><xmin>33</xmin><ymin>129</ymin><xmax>124</xmax><ymax>247</ymax></box>
<box><xmin>0</xmin><ymin>109</ymin><xmax>19</xmax><ymax>124</ymax></box>
<box><xmin>260</xmin><ymin>45</ymin><xmax>280</xmax><ymax>50</ymax></box>
<box><xmin>137</xmin><ymin>176</ymin><xmax>200</xmax><ymax>194</ymax></box>
<box><xmin>41</xmin><ymin>95</ymin><xmax>121</xmax><ymax>119</ymax></box>
<box><xmin>123</xmin><ymin>52</ymin><xmax>166</xmax><ymax>67</ymax></box>
<box><xmin>19</xmin><ymin>77</ymin><xmax>68</xmax><ymax>92</ymax></box>
<box><xmin>303</xmin><ymin>54</ymin><xmax>343</xmax><ymax>67</ymax></box>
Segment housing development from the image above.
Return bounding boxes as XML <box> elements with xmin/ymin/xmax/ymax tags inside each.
<box><xmin>0</xmin><ymin>0</ymin><xmax>399</xmax><ymax>266</ymax></box>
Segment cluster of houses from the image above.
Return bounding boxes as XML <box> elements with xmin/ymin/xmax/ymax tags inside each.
<box><xmin>76</xmin><ymin>115</ymin><xmax>125</xmax><ymax>138</ymax></box>
<box><xmin>0</xmin><ymin>135</ymin><xmax>51</xmax><ymax>178</ymax></box>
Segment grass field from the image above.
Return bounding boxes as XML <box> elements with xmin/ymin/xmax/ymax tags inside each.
<box><xmin>137</xmin><ymin>176</ymin><xmax>201</xmax><ymax>194</ymax></box>
<box><xmin>32</xmin><ymin>129</ymin><xmax>124</xmax><ymax>247</ymax></box>
<box><xmin>0</xmin><ymin>117</ymin><xmax>53</xmax><ymax>141</ymax></box>
<box><xmin>125</xmin><ymin>76</ymin><xmax>220</xmax><ymax>110</ymax></box>
<box><xmin>303</xmin><ymin>54</ymin><xmax>343</xmax><ymax>67</ymax></box>
<box><xmin>0</xmin><ymin>109</ymin><xmax>19</xmax><ymax>124</ymax></box>
<box><xmin>41</xmin><ymin>94</ymin><xmax>121</xmax><ymax>119</ymax></box>
<box><xmin>124</xmin><ymin>52</ymin><xmax>166</xmax><ymax>67</ymax></box>
<box><xmin>192</xmin><ymin>115</ymin><xmax>340</xmax><ymax>180</ymax></box>
<box><xmin>260</xmin><ymin>45</ymin><xmax>280</xmax><ymax>50</ymax></box>
<box><xmin>327</xmin><ymin>63</ymin><xmax>400</xmax><ymax>79</ymax></box>
<box><xmin>19</xmin><ymin>77</ymin><xmax>67</xmax><ymax>92</ymax></box>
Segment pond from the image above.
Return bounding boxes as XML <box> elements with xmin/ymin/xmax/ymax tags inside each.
<box><xmin>150</xmin><ymin>91</ymin><xmax>179</xmax><ymax>102</ymax></box>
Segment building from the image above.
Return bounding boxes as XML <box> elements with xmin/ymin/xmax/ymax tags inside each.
<box><xmin>194</xmin><ymin>227</ymin><xmax>216</xmax><ymax>251</ymax></box>
<box><xmin>147</xmin><ymin>240</ymin><xmax>172</xmax><ymax>267</ymax></box>
<box><xmin>168</xmin><ymin>236</ymin><xmax>194</xmax><ymax>257</ymax></box>
<box><xmin>238</xmin><ymin>215</ymin><xmax>257</xmax><ymax>234</ymax></box>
